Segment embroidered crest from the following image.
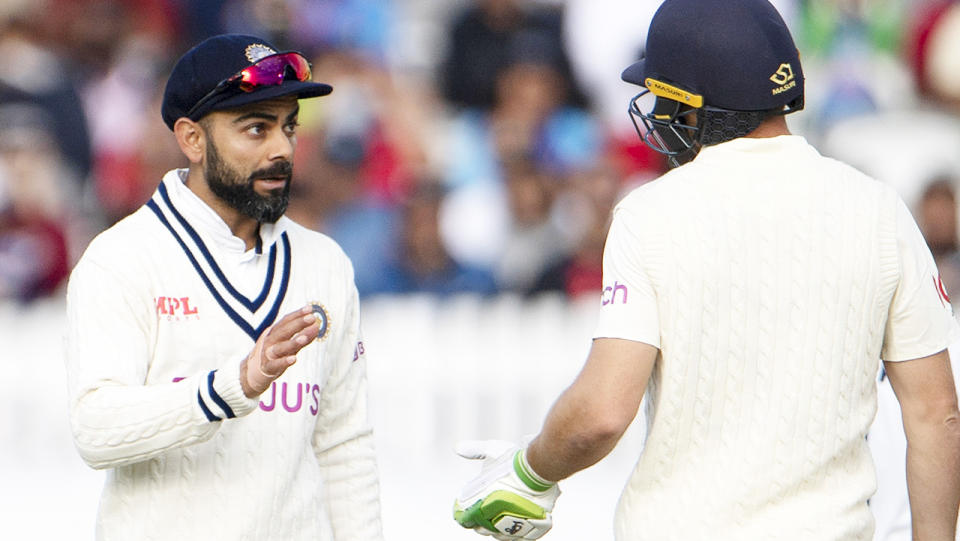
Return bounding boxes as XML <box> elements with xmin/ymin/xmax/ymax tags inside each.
<box><xmin>245</xmin><ymin>43</ymin><xmax>277</xmax><ymax>63</ymax></box>
<box><xmin>310</xmin><ymin>302</ymin><xmax>331</xmax><ymax>342</ymax></box>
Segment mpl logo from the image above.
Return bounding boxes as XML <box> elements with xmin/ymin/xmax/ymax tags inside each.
<box><xmin>769</xmin><ymin>63</ymin><xmax>797</xmax><ymax>95</ymax></box>
<box><xmin>155</xmin><ymin>296</ymin><xmax>200</xmax><ymax>320</ymax></box>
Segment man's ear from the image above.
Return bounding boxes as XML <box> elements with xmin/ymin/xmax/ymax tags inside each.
<box><xmin>173</xmin><ymin>117</ymin><xmax>207</xmax><ymax>165</ymax></box>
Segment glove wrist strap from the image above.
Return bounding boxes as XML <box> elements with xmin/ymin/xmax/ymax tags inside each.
<box><xmin>514</xmin><ymin>449</ymin><xmax>555</xmax><ymax>492</ymax></box>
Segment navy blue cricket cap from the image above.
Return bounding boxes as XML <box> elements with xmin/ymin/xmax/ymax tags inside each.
<box><xmin>161</xmin><ymin>34</ymin><xmax>333</xmax><ymax>130</ymax></box>
<box><xmin>621</xmin><ymin>0</ymin><xmax>804</xmax><ymax>112</ymax></box>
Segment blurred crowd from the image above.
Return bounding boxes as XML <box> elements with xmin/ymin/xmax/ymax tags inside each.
<box><xmin>3</xmin><ymin>0</ymin><xmax>960</xmax><ymax>304</ymax></box>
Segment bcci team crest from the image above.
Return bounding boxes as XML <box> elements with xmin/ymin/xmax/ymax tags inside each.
<box><xmin>310</xmin><ymin>302</ymin><xmax>331</xmax><ymax>342</ymax></box>
<box><xmin>245</xmin><ymin>43</ymin><xmax>277</xmax><ymax>63</ymax></box>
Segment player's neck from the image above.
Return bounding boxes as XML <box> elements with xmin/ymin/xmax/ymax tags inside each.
<box><xmin>184</xmin><ymin>169</ymin><xmax>261</xmax><ymax>251</ymax></box>
<box><xmin>745</xmin><ymin>115</ymin><xmax>791</xmax><ymax>139</ymax></box>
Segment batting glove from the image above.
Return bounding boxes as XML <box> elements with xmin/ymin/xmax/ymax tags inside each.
<box><xmin>453</xmin><ymin>440</ymin><xmax>560</xmax><ymax>540</ymax></box>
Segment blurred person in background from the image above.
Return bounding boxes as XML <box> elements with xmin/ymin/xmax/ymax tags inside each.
<box><xmin>64</xmin><ymin>34</ymin><xmax>383</xmax><ymax>540</ymax></box>
<box><xmin>0</xmin><ymin>0</ymin><xmax>92</xmax><ymax>190</ymax></box>
<box><xmin>439</xmin><ymin>26</ymin><xmax>602</xmax><ymax>282</ymax></box>
<box><xmin>816</xmin><ymin>0</ymin><xmax>960</xmax><ymax>211</ymax></box>
<box><xmin>45</xmin><ymin>0</ymin><xmax>181</xmax><ymax>225</ymax></box>
<box><xmin>529</xmin><ymin>157</ymin><xmax>626</xmax><ymax>299</ymax></box>
<box><xmin>494</xmin><ymin>154</ymin><xmax>570</xmax><ymax>294</ymax></box>
<box><xmin>286</xmin><ymin>46</ymin><xmax>439</xmax><ymax>298</ymax></box>
<box><xmin>916</xmin><ymin>176</ymin><xmax>960</xmax><ymax>294</ymax></box>
<box><xmin>0</xmin><ymin>104</ymin><xmax>75</xmax><ymax>302</ymax></box>
<box><xmin>375</xmin><ymin>182</ymin><xmax>497</xmax><ymax>297</ymax></box>
<box><xmin>440</xmin><ymin>0</ymin><xmax>585</xmax><ymax>112</ymax></box>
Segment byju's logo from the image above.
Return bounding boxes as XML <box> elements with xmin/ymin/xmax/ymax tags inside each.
<box><xmin>769</xmin><ymin>63</ymin><xmax>797</xmax><ymax>95</ymax></box>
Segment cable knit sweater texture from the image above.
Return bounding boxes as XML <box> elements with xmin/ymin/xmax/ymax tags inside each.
<box><xmin>594</xmin><ymin>136</ymin><xmax>959</xmax><ymax>541</ymax></box>
<box><xmin>65</xmin><ymin>170</ymin><xmax>383</xmax><ymax>541</ymax></box>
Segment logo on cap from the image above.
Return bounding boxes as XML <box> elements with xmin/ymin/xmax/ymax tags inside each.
<box><xmin>770</xmin><ymin>63</ymin><xmax>797</xmax><ymax>95</ymax></box>
<box><xmin>644</xmin><ymin>78</ymin><xmax>704</xmax><ymax>108</ymax></box>
<box><xmin>245</xmin><ymin>43</ymin><xmax>277</xmax><ymax>63</ymax></box>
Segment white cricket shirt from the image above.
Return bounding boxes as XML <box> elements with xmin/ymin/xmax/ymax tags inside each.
<box><xmin>65</xmin><ymin>170</ymin><xmax>382</xmax><ymax>541</ymax></box>
<box><xmin>594</xmin><ymin>136</ymin><xmax>959</xmax><ymax>541</ymax></box>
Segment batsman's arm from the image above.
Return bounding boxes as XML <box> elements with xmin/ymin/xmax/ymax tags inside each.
<box><xmin>883</xmin><ymin>350</ymin><xmax>960</xmax><ymax>541</ymax></box>
<box><xmin>526</xmin><ymin>337</ymin><xmax>656</xmax><ymax>482</ymax></box>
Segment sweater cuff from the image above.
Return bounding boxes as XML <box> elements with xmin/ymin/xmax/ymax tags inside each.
<box><xmin>196</xmin><ymin>364</ymin><xmax>260</xmax><ymax>421</ymax></box>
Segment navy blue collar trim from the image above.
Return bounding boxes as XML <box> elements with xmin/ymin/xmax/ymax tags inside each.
<box><xmin>146</xmin><ymin>193</ymin><xmax>291</xmax><ymax>341</ymax></box>
<box><xmin>157</xmin><ymin>182</ymin><xmax>277</xmax><ymax>311</ymax></box>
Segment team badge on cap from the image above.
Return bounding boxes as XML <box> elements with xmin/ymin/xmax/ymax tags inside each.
<box><xmin>309</xmin><ymin>302</ymin><xmax>331</xmax><ymax>341</ymax></box>
<box><xmin>245</xmin><ymin>43</ymin><xmax>277</xmax><ymax>63</ymax></box>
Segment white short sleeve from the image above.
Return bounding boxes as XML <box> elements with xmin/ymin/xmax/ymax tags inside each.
<box><xmin>592</xmin><ymin>207</ymin><xmax>661</xmax><ymax>348</ymax></box>
<box><xmin>882</xmin><ymin>198</ymin><xmax>960</xmax><ymax>361</ymax></box>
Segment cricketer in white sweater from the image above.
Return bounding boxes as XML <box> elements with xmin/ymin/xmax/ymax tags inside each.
<box><xmin>65</xmin><ymin>169</ymin><xmax>382</xmax><ymax>540</ymax></box>
<box><xmin>593</xmin><ymin>135</ymin><xmax>960</xmax><ymax>540</ymax></box>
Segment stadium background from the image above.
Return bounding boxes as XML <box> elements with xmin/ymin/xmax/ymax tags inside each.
<box><xmin>3</xmin><ymin>0</ymin><xmax>960</xmax><ymax>539</ymax></box>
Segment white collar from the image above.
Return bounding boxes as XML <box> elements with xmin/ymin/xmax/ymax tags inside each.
<box><xmin>161</xmin><ymin>169</ymin><xmax>288</xmax><ymax>256</ymax></box>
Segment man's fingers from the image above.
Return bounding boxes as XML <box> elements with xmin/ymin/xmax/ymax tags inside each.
<box><xmin>266</xmin><ymin>322</ymin><xmax>320</xmax><ymax>358</ymax></box>
<box><xmin>267</xmin><ymin>305</ymin><xmax>317</xmax><ymax>340</ymax></box>
<box><xmin>258</xmin><ymin>321</ymin><xmax>320</xmax><ymax>377</ymax></box>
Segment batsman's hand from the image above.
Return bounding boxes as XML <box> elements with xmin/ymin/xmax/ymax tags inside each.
<box><xmin>241</xmin><ymin>305</ymin><xmax>320</xmax><ymax>397</ymax></box>
<box><xmin>453</xmin><ymin>440</ymin><xmax>560</xmax><ymax>540</ymax></box>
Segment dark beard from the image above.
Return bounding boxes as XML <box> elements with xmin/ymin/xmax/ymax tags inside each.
<box><xmin>204</xmin><ymin>140</ymin><xmax>292</xmax><ymax>223</ymax></box>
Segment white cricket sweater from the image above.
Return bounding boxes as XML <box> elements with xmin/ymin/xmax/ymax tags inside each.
<box><xmin>65</xmin><ymin>170</ymin><xmax>383</xmax><ymax>541</ymax></box>
<box><xmin>594</xmin><ymin>136</ymin><xmax>959</xmax><ymax>541</ymax></box>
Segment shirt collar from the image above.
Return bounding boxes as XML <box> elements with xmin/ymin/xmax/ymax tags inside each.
<box><xmin>695</xmin><ymin>134</ymin><xmax>815</xmax><ymax>162</ymax></box>
<box><xmin>161</xmin><ymin>169</ymin><xmax>288</xmax><ymax>256</ymax></box>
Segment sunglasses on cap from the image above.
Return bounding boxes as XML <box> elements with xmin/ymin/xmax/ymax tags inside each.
<box><xmin>185</xmin><ymin>52</ymin><xmax>313</xmax><ymax>118</ymax></box>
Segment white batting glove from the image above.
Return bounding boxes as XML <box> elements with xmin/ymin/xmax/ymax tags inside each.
<box><xmin>453</xmin><ymin>440</ymin><xmax>560</xmax><ymax>540</ymax></box>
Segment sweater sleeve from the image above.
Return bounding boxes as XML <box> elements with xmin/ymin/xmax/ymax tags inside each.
<box><xmin>64</xmin><ymin>254</ymin><xmax>259</xmax><ymax>470</ymax></box>
<box><xmin>312</xmin><ymin>258</ymin><xmax>383</xmax><ymax>541</ymax></box>
<box><xmin>882</xmin><ymin>197</ymin><xmax>960</xmax><ymax>361</ymax></box>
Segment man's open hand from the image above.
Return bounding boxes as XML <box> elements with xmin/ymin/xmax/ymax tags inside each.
<box><xmin>240</xmin><ymin>305</ymin><xmax>320</xmax><ymax>397</ymax></box>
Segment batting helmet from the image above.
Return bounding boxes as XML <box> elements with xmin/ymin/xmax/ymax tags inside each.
<box><xmin>622</xmin><ymin>0</ymin><xmax>804</xmax><ymax>166</ymax></box>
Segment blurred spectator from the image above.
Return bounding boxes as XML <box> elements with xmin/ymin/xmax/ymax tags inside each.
<box><xmin>529</xmin><ymin>158</ymin><xmax>624</xmax><ymax>299</ymax></box>
<box><xmin>494</xmin><ymin>154</ymin><xmax>569</xmax><ymax>292</ymax></box>
<box><xmin>377</xmin><ymin>183</ymin><xmax>497</xmax><ymax>297</ymax></box>
<box><xmin>917</xmin><ymin>176</ymin><xmax>960</xmax><ymax>306</ymax></box>
<box><xmin>0</xmin><ymin>104</ymin><xmax>77</xmax><ymax>302</ymax></box>
<box><xmin>791</xmin><ymin>0</ymin><xmax>917</xmax><ymax>141</ymax></box>
<box><xmin>905</xmin><ymin>0</ymin><xmax>960</xmax><ymax>111</ymax></box>
<box><xmin>286</xmin><ymin>120</ymin><xmax>400</xmax><ymax>298</ymax></box>
<box><xmin>561</xmin><ymin>0</ymin><xmax>659</xmax><ymax>132</ymax></box>
<box><xmin>0</xmin><ymin>1</ymin><xmax>93</xmax><ymax>185</ymax></box>
<box><xmin>287</xmin><ymin>47</ymin><xmax>442</xmax><ymax>298</ymax></box>
<box><xmin>220</xmin><ymin>0</ymin><xmax>295</xmax><ymax>48</ymax></box>
<box><xmin>439</xmin><ymin>27</ymin><xmax>602</xmax><ymax>274</ymax></box>
<box><xmin>442</xmin><ymin>26</ymin><xmax>601</xmax><ymax>189</ymax></box>
<box><xmin>918</xmin><ymin>177</ymin><xmax>958</xmax><ymax>259</ymax></box>
<box><xmin>172</xmin><ymin>0</ymin><xmax>230</xmax><ymax>45</ymax></box>
<box><xmin>439</xmin><ymin>0</ymin><xmax>585</xmax><ymax>111</ymax></box>
<box><xmin>817</xmin><ymin>0</ymin><xmax>960</xmax><ymax>213</ymax></box>
<box><xmin>799</xmin><ymin>0</ymin><xmax>905</xmax><ymax>57</ymax></box>
<box><xmin>289</xmin><ymin>0</ymin><xmax>395</xmax><ymax>65</ymax></box>
<box><xmin>217</xmin><ymin>0</ymin><xmax>396</xmax><ymax>63</ymax></box>
<box><xmin>44</xmin><ymin>0</ymin><xmax>182</xmax><ymax>224</ymax></box>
